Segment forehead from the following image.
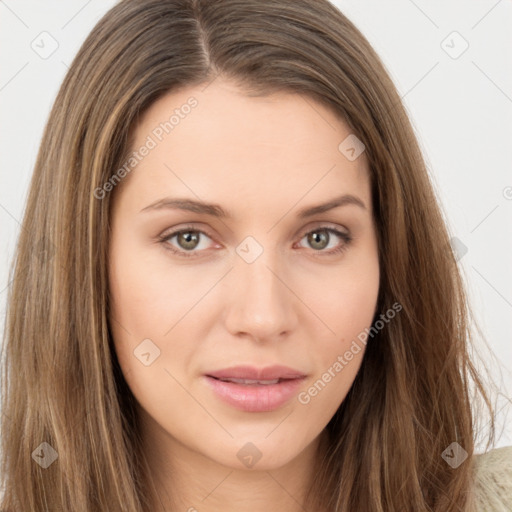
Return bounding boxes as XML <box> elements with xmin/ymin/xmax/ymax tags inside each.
<box><xmin>118</xmin><ymin>80</ymin><xmax>371</xmax><ymax>215</ymax></box>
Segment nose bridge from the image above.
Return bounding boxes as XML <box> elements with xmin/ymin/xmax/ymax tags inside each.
<box><xmin>224</xmin><ymin>234</ymin><xmax>296</xmax><ymax>339</ymax></box>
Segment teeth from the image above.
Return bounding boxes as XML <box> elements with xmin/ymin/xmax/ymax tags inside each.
<box><xmin>220</xmin><ymin>378</ymin><xmax>280</xmax><ymax>385</ymax></box>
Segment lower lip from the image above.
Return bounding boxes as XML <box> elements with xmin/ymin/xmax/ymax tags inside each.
<box><xmin>203</xmin><ymin>376</ymin><xmax>305</xmax><ymax>412</ymax></box>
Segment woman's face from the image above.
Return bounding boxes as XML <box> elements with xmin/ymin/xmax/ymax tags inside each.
<box><xmin>108</xmin><ymin>79</ymin><xmax>380</xmax><ymax>472</ymax></box>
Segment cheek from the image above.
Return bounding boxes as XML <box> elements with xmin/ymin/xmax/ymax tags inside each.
<box><xmin>108</xmin><ymin>232</ymin><xmax>213</xmax><ymax>401</ymax></box>
<box><xmin>302</xmin><ymin>249</ymin><xmax>379</xmax><ymax>403</ymax></box>
<box><xmin>309</xmin><ymin>248</ymin><xmax>380</xmax><ymax>347</ymax></box>
<box><xmin>328</xmin><ymin>272</ymin><xmax>379</xmax><ymax>341</ymax></box>
<box><xmin>295</xmin><ymin>292</ymin><xmax>378</xmax><ymax>429</ymax></box>
<box><xmin>108</xmin><ymin>231</ymin><xmax>205</xmax><ymax>338</ymax></box>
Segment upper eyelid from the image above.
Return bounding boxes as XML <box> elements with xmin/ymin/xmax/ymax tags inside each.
<box><xmin>160</xmin><ymin>223</ymin><xmax>350</xmax><ymax>247</ymax></box>
<box><xmin>161</xmin><ymin>222</ymin><xmax>349</xmax><ymax>238</ymax></box>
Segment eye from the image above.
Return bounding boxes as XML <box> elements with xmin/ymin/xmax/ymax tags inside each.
<box><xmin>158</xmin><ymin>226</ymin><xmax>216</xmax><ymax>258</ymax></box>
<box><xmin>296</xmin><ymin>227</ymin><xmax>352</xmax><ymax>256</ymax></box>
<box><xmin>158</xmin><ymin>225</ymin><xmax>352</xmax><ymax>259</ymax></box>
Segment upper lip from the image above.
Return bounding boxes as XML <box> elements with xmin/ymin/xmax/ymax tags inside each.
<box><xmin>206</xmin><ymin>365</ymin><xmax>307</xmax><ymax>381</ymax></box>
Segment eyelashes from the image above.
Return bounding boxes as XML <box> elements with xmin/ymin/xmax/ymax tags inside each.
<box><xmin>157</xmin><ymin>225</ymin><xmax>352</xmax><ymax>259</ymax></box>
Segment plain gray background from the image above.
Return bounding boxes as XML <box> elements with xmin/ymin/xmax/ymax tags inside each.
<box><xmin>0</xmin><ymin>0</ymin><xmax>511</xmax><ymax>450</ymax></box>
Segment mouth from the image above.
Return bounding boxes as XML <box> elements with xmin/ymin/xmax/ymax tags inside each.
<box><xmin>203</xmin><ymin>366</ymin><xmax>307</xmax><ymax>412</ymax></box>
<box><xmin>208</xmin><ymin>376</ymin><xmax>291</xmax><ymax>385</ymax></box>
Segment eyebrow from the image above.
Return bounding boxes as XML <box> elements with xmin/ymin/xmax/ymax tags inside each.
<box><xmin>139</xmin><ymin>193</ymin><xmax>367</xmax><ymax>218</ymax></box>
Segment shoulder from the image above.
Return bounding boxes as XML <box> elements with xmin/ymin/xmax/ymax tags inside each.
<box><xmin>473</xmin><ymin>445</ymin><xmax>512</xmax><ymax>511</ymax></box>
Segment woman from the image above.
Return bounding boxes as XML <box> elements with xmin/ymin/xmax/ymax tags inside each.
<box><xmin>1</xmin><ymin>0</ymin><xmax>510</xmax><ymax>510</ymax></box>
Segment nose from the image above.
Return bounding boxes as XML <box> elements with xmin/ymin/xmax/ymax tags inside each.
<box><xmin>223</xmin><ymin>248</ymin><xmax>298</xmax><ymax>343</ymax></box>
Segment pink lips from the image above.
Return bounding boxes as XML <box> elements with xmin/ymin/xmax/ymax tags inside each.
<box><xmin>204</xmin><ymin>365</ymin><xmax>307</xmax><ymax>412</ymax></box>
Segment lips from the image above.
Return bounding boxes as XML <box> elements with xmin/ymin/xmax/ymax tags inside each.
<box><xmin>206</xmin><ymin>365</ymin><xmax>307</xmax><ymax>381</ymax></box>
<box><xmin>204</xmin><ymin>365</ymin><xmax>307</xmax><ymax>412</ymax></box>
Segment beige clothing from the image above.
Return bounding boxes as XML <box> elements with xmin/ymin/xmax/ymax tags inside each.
<box><xmin>473</xmin><ymin>445</ymin><xmax>512</xmax><ymax>511</ymax></box>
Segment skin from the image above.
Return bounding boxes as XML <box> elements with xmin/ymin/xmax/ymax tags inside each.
<box><xmin>108</xmin><ymin>79</ymin><xmax>380</xmax><ymax>511</ymax></box>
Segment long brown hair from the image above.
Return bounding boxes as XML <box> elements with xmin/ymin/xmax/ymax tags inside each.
<box><xmin>0</xmin><ymin>0</ymin><xmax>501</xmax><ymax>510</ymax></box>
